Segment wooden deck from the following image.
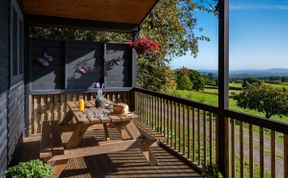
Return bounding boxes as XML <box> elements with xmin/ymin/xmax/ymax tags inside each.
<box><xmin>20</xmin><ymin>126</ymin><xmax>200</xmax><ymax>178</ymax></box>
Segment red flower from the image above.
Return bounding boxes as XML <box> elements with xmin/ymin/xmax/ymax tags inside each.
<box><xmin>128</xmin><ymin>38</ymin><xmax>160</xmax><ymax>53</ymax></box>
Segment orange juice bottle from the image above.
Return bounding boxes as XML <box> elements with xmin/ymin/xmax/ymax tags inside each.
<box><xmin>79</xmin><ymin>99</ymin><xmax>84</xmax><ymax>112</ymax></box>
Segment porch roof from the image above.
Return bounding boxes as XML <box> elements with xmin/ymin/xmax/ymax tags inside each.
<box><xmin>23</xmin><ymin>0</ymin><xmax>159</xmax><ymax>32</ymax></box>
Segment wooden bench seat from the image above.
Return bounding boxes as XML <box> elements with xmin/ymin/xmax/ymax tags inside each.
<box><xmin>134</xmin><ymin>121</ymin><xmax>166</xmax><ymax>145</ymax></box>
<box><xmin>40</xmin><ymin>121</ymin><xmax>67</xmax><ymax>178</ymax></box>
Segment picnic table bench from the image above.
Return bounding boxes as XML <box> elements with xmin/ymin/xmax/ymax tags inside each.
<box><xmin>40</xmin><ymin>100</ymin><xmax>159</xmax><ymax>178</ymax></box>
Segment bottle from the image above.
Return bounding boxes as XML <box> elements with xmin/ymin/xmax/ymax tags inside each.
<box><xmin>79</xmin><ymin>98</ymin><xmax>85</xmax><ymax>112</ymax></box>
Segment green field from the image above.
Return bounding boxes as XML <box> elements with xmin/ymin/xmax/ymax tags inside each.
<box><xmin>229</xmin><ymin>82</ymin><xmax>288</xmax><ymax>89</ymax></box>
<box><xmin>168</xmin><ymin>88</ymin><xmax>288</xmax><ymax>123</ymax></box>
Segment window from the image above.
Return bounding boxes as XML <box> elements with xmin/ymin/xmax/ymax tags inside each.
<box><xmin>10</xmin><ymin>0</ymin><xmax>24</xmax><ymax>85</ymax></box>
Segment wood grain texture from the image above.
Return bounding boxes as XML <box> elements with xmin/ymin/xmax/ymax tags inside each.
<box><xmin>24</xmin><ymin>0</ymin><xmax>158</xmax><ymax>24</ymax></box>
<box><xmin>0</xmin><ymin>1</ymin><xmax>9</xmax><ymax>175</ymax></box>
<box><xmin>7</xmin><ymin>82</ymin><xmax>25</xmax><ymax>162</ymax></box>
<box><xmin>29</xmin><ymin>92</ymin><xmax>131</xmax><ymax>135</ymax></box>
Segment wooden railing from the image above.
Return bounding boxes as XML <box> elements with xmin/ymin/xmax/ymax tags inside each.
<box><xmin>27</xmin><ymin>88</ymin><xmax>288</xmax><ymax>177</ymax></box>
<box><xmin>226</xmin><ymin>110</ymin><xmax>288</xmax><ymax>178</ymax></box>
<box><xmin>133</xmin><ymin>88</ymin><xmax>219</xmax><ymax>171</ymax></box>
<box><xmin>28</xmin><ymin>91</ymin><xmax>132</xmax><ymax>135</ymax></box>
<box><xmin>133</xmin><ymin>88</ymin><xmax>288</xmax><ymax>178</ymax></box>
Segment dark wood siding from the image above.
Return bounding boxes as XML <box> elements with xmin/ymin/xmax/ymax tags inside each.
<box><xmin>0</xmin><ymin>0</ymin><xmax>25</xmax><ymax>175</ymax></box>
<box><xmin>0</xmin><ymin>0</ymin><xmax>9</xmax><ymax>175</ymax></box>
<box><xmin>30</xmin><ymin>39</ymin><xmax>65</xmax><ymax>90</ymax></box>
<box><xmin>7</xmin><ymin>82</ymin><xmax>25</xmax><ymax>162</ymax></box>
<box><xmin>105</xmin><ymin>44</ymin><xmax>132</xmax><ymax>87</ymax></box>
<box><xmin>29</xmin><ymin>39</ymin><xmax>132</xmax><ymax>92</ymax></box>
<box><xmin>66</xmin><ymin>41</ymin><xmax>104</xmax><ymax>90</ymax></box>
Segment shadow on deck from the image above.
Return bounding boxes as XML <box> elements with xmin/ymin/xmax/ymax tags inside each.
<box><xmin>20</xmin><ymin>127</ymin><xmax>201</xmax><ymax>178</ymax></box>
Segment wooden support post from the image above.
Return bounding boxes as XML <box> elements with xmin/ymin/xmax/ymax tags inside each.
<box><xmin>284</xmin><ymin>134</ymin><xmax>288</xmax><ymax>178</ymax></box>
<box><xmin>131</xmin><ymin>30</ymin><xmax>139</xmax><ymax>89</ymax></box>
<box><xmin>115</xmin><ymin>124</ymin><xmax>130</xmax><ymax>140</ymax></box>
<box><xmin>130</xmin><ymin>90</ymin><xmax>136</xmax><ymax>112</ymax></box>
<box><xmin>140</xmin><ymin>140</ymin><xmax>158</xmax><ymax>166</ymax></box>
<box><xmin>65</xmin><ymin>124</ymin><xmax>89</xmax><ymax>148</ymax></box>
<box><xmin>217</xmin><ymin>0</ymin><xmax>230</xmax><ymax>177</ymax></box>
<box><xmin>60</xmin><ymin>111</ymin><xmax>74</xmax><ymax>125</ymax></box>
<box><xmin>103</xmin><ymin>124</ymin><xmax>110</xmax><ymax>141</ymax></box>
<box><xmin>51</xmin><ymin>159</ymin><xmax>68</xmax><ymax>178</ymax></box>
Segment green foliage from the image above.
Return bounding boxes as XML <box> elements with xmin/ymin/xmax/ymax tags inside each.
<box><xmin>137</xmin><ymin>55</ymin><xmax>177</xmax><ymax>91</ymax></box>
<box><xmin>175</xmin><ymin>67</ymin><xmax>205</xmax><ymax>91</ymax></box>
<box><xmin>177</xmin><ymin>74</ymin><xmax>193</xmax><ymax>90</ymax></box>
<box><xmin>242</xmin><ymin>78</ymin><xmax>261</xmax><ymax>89</ymax></box>
<box><xmin>201</xmin><ymin>164</ymin><xmax>223</xmax><ymax>178</ymax></box>
<box><xmin>3</xmin><ymin>160</ymin><xmax>52</xmax><ymax>178</ymax></box>
<box><xmin>233</xmin><ymin>82</ymin><xmax>288</xmax><ymax>118</ymax></box>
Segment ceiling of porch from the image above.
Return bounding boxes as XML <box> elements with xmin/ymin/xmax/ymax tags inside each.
<box><xmin>23</xmin><ymin>0</ymin><xmax>159</xmax><ymax>25</ymax></box>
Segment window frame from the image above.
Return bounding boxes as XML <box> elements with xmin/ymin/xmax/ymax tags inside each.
<box><xmin>10</xmin><ymin>0</ymin><xmax>24</xmax><ymax>86</ymax></box>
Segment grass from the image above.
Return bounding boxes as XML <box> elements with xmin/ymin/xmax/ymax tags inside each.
<box><xmin>168</xmin><ymin>89</ymin><xmax>288</xmax><ymax>123</ymax></box>
<box><xmin>229</xmin><ymin>82</ymin><xmax>288</xmax><ymax>89</ymax></box>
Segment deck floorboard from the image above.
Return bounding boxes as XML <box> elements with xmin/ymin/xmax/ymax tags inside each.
<box><xmin>20</xmin><ymin>126</ymin><xmax>200</xmax><ymax>178</ymax></box>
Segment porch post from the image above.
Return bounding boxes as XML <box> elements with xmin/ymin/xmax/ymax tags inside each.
<box><xmin>217</xmin><ymin>0</ymin><xmax>230</xmax><ymax>177</ymax></box>
<box><xmin>130</xmin><ymin>30</ymin><xmax>139</xmax><ymax>111</ymax></box>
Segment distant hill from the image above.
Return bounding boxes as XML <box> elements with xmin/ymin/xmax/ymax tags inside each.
<box><xmin>198</xmin><ymin>68</ymin><xmax>288</xmax><ymax>78</ymax></box>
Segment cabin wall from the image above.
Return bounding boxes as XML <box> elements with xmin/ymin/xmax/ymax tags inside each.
<box><xmin>0</xmin><ymin>0</ymin><xmax>25</xmax><ymax>175</ymax></box>
<box><xmin>7</xmin><ymin>82</ymin><xmax>25</xmax><ymax>162</ymax></box>
<box><xmin>0</xmin><ymin>0</ymin><xmax>9</xmax><ymax>175</ymax></box>
<box><xmin>29</xmin><ymin>39</ymin><xmax>132</xmax><ymax>93</ymax></box>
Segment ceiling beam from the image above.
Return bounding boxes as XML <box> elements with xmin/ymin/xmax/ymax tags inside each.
<box><xmin>25</xmin><ymin>14</ymin><xmax>140</xmax><ymax>33</ymax></box>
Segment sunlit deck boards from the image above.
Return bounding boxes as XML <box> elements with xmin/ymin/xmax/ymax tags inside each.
<box><xmin>20</xmin><ymin>127</ymin><xmax>200</xmax><ymax>178</ymax></box>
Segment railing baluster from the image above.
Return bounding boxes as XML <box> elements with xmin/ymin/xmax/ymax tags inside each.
<box><xmin>174</xmin><ymin>101</ymin><xmax>177</xmax><ymax>149</ymax></box>
<box><xmin>240</xmin><ymin>121</ymin><xmax>244</xmax><ymax>178</ymax></box>
<box><xmin>164</xmin><ymin>99</ymin><xmax>166</xmax><ymax>139</ymax></box>
<box><xmin>149</xmin><ymin>95</ymin><xmax>152</xmax><ymax>127</ymax></box>
<box><xmin>164</xmin><ymin>100</ymin><xmax>168</xmax><ymax>142</ymax></box>
<box><xmin>157</xmin><ymin>97</ymin><xmax>160</xmax><ymax>132</ymax></box>
<box><xmin>160</xmin><ymin>97</ymin><xmax>163</xmax><ymax>133</ymax></box>
<box><xmin>170</xmin><ymin>101</ymin><xmax>173</xmax><ymax>147</ymax></box>
<box><xmin>260</xmin><ymin>127</ymin><xmax>264</xmax><ymax>178</ymax></box>
<box><xmin>183</xmin><ymin>104</ymin><xmax>186</xmax><ymax>155</ymax></box>
<box><xmin>209</xmin><ymin>112</ymin><xmax>213</xmax><ymax>165</ymax></box>
<box><xmin>187</xmin><ymin>106</ymin><xmax>191</xmax><ymax>158</ymax></box>
<box><xmin>231</xmin><ymin>118</ymin><xmax>235</xmax><ymax>178</ymax></box>
<box><xmin>166</xmin><ymin>99</ymin><xmax>169</xmax><ymax>145</ymax></box>
<box><xmin>198</xmin><ymin>109</ymin><xmax>201</xmax><ymax>165</ymax></box>
<box><xmin>249</xmin><ymin>124</ymin><xmax>254</xmax><ymax>178</ymax></box>
<box><xmin>271</xmin><ymin>130</ymin><xmax>275</xmax><ymax>178</ymax></box>
<box><xmin>284</xmin><ymin>134</ymin><xmax>288</xmax><ymax>178</ymax></box>
<box><xmin>143</xmin><ymin>93</ymin><xmax>145</xmax><ymax>119</ymax></box>
<box><xmin>203</xmin><ymin>110</ymin><xmax>207</xmax><ymax>167</ymax></box>
<box><xmin>151</xmin><ymin>95</ymin><xmax>154</xmax><ymax>130</ymax></box>
<box><xmin>178</xmin><ymin>103</ymin><xmax>181</xmax><ymax>152</ymax></box>
<box><xmin>192</xmin><ymin>108</ymin><xmax>195</xmax><ymax>162</ymax></box>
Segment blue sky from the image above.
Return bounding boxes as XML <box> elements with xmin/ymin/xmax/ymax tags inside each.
<box><xmin>170</xmin><ymin>0</ymin><xmax>288</xmax><ymax>70</ymax></box>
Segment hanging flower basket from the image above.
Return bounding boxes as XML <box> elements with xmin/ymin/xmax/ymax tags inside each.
<box><xmin>135</xmin><ymin>47</ymin><xmax>147</xmax><ymax>55</ymax></box>
<box><xmin>128</xmin><ymin>38</ymin><xmax>160</xmax><ymax>55</ymax></box>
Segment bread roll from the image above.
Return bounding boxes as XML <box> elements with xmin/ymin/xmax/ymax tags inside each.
<box><xmin>113</xmin><ymin>103</ymin><xmax>129</xmax><ymax>115</ymax></box>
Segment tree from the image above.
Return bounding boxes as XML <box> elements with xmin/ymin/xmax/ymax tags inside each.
<box><xmin>242</xmin><ymin>78</ymin><xmax>261</xmax><ymax>89</ymax></box>
<box><xmin>233</xmin><ymin>82</ymin><xmax>288</xmax><ymax>119</ymax></box>
<box><xmin>189</xmin><ymin>70</ymin><xmax>205</xmax><ymax>91</ymax></box>
<box><xmin>177</xmin><ymin>74</ymin><xmax>193</xmax><ymax>90</ymax></box>
<box><xmin>175</xmin><ymin>67</ymin><xmax>205</xmax><ymax>91</ymax></box>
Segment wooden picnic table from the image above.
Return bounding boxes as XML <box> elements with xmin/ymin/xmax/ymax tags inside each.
<box><xmin>41</xmin><ymin>100</ymin><xmax>158</xmax><ymax>177</ymax></box>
